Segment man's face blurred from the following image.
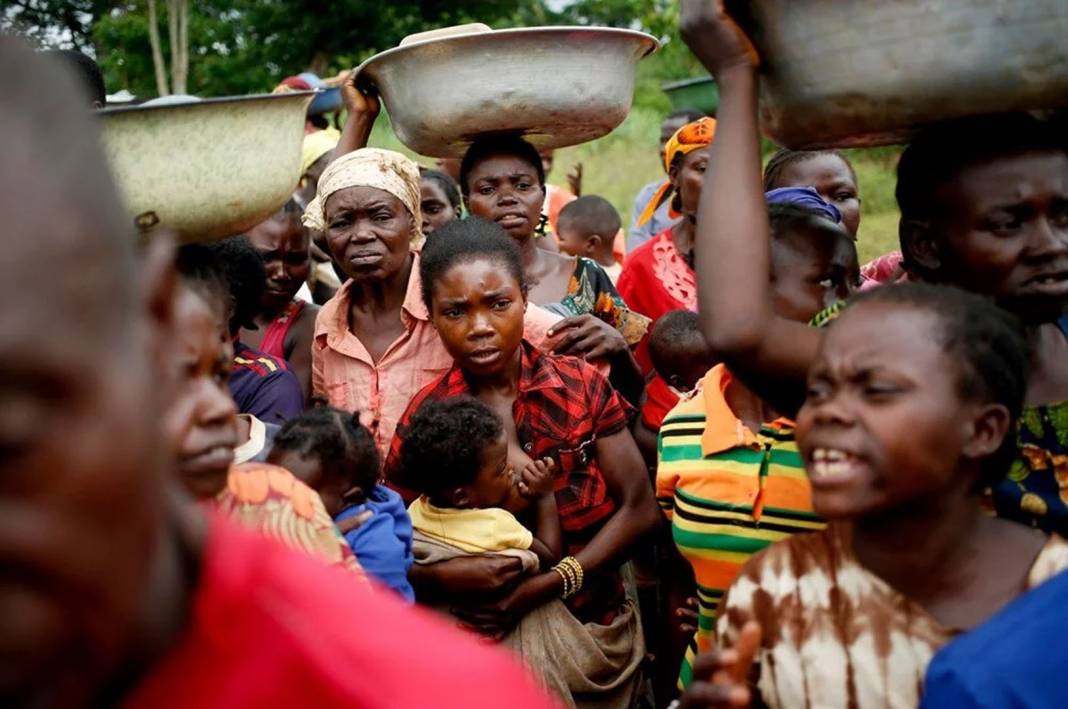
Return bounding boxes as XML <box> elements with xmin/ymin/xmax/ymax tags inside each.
<box><xmin>0</xmin><ymin>247</ymin><xmax>165</xmax><ymax>704</ymax></box>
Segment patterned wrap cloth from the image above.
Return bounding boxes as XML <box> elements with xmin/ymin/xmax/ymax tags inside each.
<box><xmin>216</xmin><ymin>462</ymin><xmax>365</xmax><ymax>579</ymax></box>
<box><xmin>302</xmin><ymin>148</ymin><xmax>423</xmax><ymax>246</ymax></box>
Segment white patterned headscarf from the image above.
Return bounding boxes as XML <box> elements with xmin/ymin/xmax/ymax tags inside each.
<box><xmin>303</xmin><ymin>148</ymin><xmax>423</xmax><ymax>246</ymax></box>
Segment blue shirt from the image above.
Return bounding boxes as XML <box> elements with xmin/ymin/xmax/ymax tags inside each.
<box><xmin>628</xmin><ymin>179</ymin><xmax>680</xmax><ymax>253</ymax></box>
<box><xmin>335</xmin><ymin>485</ymin><xmax>415</xmax><ymax>601</ymax></box>
<box><xmin>922</xmin><ymin>570</ymin><xmax>1068</xmax><ymax>708</ymax></box>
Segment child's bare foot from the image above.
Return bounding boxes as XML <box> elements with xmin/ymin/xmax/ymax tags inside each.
<box><xmin>518</xmin><ymin>458</ymin><xmax>557</xmax><ymax>498</ymax></box>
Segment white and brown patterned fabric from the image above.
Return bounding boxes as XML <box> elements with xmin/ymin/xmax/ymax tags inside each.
<box><xmin>718</xmin><ymin>523</ymin><xmax>1068</xmax><ymax>709</ymax></box>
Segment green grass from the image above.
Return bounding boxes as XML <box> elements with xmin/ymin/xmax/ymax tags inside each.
<box><xmin>366</xmin><ymin>108</ymin><xmax>903</xmax><ymax>264</ymax></box>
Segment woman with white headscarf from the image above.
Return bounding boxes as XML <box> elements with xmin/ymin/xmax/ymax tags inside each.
<box><xmin>307</xmin><ymin>146</ymin><xmax>560</xmax><ymax>458</ymax></box>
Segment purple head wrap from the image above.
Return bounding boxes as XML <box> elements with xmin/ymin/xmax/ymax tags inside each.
<box><xmin>765</xmin><ymin>186</ymin><xmax>842</xmax><ymax>224</ymax></box>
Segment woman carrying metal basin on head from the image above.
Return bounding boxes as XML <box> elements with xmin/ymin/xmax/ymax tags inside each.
<box><xmin>350</xmin><ymin>24</ymin><xmax>658</xmax><ymax>408</ymax></box>
<box><xmin>304</xmin><ymin>81</ymin><xmax>561</xmax><ymax>461</ymax></box>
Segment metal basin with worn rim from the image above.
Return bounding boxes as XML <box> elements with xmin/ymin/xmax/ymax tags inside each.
<box><xmin>357</xmin><ymin>26</ymin><xmax>658</xmax><ymax>158</ymax></box>
<box><xmin>95</xmin><ymin>90</ymin><xmax>316</xmax><ymax>242</ymax></box>
<box><xmin>726</xmin><ymin>0</ymin><xmax>1068</xmax><ymax>148</ymax></box>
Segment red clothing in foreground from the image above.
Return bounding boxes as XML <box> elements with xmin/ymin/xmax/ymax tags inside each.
<box><xmin>125</xmin><ymin>518</ymin><xmax>557</xmax><ymax>709</ymax></box>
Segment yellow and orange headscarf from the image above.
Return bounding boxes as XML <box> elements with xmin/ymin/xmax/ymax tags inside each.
<box><xmin>636</xmin><ymin>117</ymin><xmax>717</xmax><ymax>227</ymax></box>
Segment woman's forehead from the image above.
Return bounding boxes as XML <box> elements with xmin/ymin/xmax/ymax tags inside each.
<box><xmin>824</xmin><ymin>303</ymin><xmax>943</xmax><ymax>368</ymax></box>
<box><xmin>940</xmin><ymin>151</ymin><xmax>1068</xmax><ymax>211</ymax></box>
<box><xmin>468</xmin><ymin>153</ymin><xmax>539</xmax><ymax>179</ymax></box>
<box><xmin>434</xmin><ymin>257</ymin><xmax>519</xmax><ymax>292</ymax></box>
<box><xmin>325</xmin><ymin>184</ymin><xmax>406</xmax><ymax>214</ymax></box>
<box><xmin>782</xmin><ymin>153</ymin><xmax>852</xmax><ymax>183</ymax></box>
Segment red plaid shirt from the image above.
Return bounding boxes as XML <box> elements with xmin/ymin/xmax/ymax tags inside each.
<box><xmin>386</xmin><ymin>341</ymin><xmax>634</xmax><ymax>623</ymax></box>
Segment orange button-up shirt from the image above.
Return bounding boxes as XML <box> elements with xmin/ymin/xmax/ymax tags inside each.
<box><xmin>312</xmin><ymin>253</ymin><xmax>560</xmax><ymax>457</ymax></box>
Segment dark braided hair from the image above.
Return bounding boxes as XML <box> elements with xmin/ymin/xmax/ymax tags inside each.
<box><xmin>397</xmin><ymin>396</ymin><xmax>503</xmax><ymax>501</ymax></box>
<box><xmin>763</xmin><ymin>148</ymin><xmax>858</xmax><ymax>192</ymax></box>
<box><xmin>418</xmin><ymin>216</ymin><xmax>527</xmax><ymax>311</ymax></box>
<box><xmin>895</xmin><ymin>113</ymin><xmax>1067</xmax><ymax>275</ymax></box>
<box><xmin>270</xmin><ymin>405</ymin><xmax>380</xmax><ymax>495</ymax></box>
<box><xmin>843</xmin><ymin>283</ymin><xmax>1030</xmax><ymax>488</ymax></box>
<box><xmin>459</xmin><ymin>134</ymin><xmax>545</xmax><ymax>198</ymax></box>
<box><xmin>420</xmin><ymin>168</ymin><xmax>462</xmax><ymax>211</ymax></box>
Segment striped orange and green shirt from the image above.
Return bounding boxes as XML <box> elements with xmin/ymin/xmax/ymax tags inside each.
<box><xmin>656</xmin><ymin>364</ymin><xmax>823</xmax><ymax>688</ymax></box>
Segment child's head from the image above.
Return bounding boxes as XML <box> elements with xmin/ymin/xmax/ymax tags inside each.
<box><xmin>764</xmin><ymin>149</ymin><xmax>861</xmax><ymax>239</ymax></box>
<box><xmin>419</xmin><ymin>168</ymin><xmax>462</xmax><ymax>235</ymax></box>
<box><xmin>767</xmin><ymin>189</ymin><xmax>860</xmax><ymax>323</ymax></box>
<box><xmin>267</xmin><ymin>406</ymin><xmax>380</xmax><ymax>517</ymax></box>
<box><xmin>896</xmin><ymin>113</ymin><xmax>1068</xmax><ymax>325</ymax></box>
<box><xmin>648</xmin><ymin>310</ymin><xmax>715</xmax><ymax>392</ymax></box>
<box><xmin>166</xmin><ymin>247</ymin><xmax>239</xmax><ymax>498</ymax></box>
<box><xmin>399</xmin><ymin>397</ymin><xmax>514</xmax><ymax>509</ymax></box>
<box><xmin>556</xmin><ymin>195</ymin><xmax>622</xmax><ymax>262</ymax></box>
<box><xmin>420</xmin><ymin>217</ymin><xmax>528</xmax><ymax>378</ymax></box>
<box><xmin>797</xmin><ymin>283</ymin><xmax>1028</xmax><ymax>521</ymax></box>
<box><xmin>244</xmin><ymin>200</ymin><xmax>310</xmax><ymax>313</ymax></box>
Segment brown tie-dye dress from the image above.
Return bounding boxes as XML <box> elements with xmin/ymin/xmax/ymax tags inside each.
<box><xmin>717</xmin><ymin>523</ymin><xmax>1068</xmax><ymax>708</ymax></box>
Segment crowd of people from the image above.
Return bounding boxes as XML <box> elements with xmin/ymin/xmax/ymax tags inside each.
<box><xmin>4</xmin><ymin>1</ymin><xmax>1068</xmax><ymax>706</ymax></box>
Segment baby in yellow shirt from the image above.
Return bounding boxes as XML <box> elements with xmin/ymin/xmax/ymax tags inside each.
<box><xmin>398</xmin><ymin>396</ymin><xmax>560</xmax><ymax>573</ymax></box>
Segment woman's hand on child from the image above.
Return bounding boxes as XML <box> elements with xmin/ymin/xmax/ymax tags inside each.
<box><xmin>453</xmin><ymin>573</ymin><xmax>555</xmax><ymax>639</ymax></box>
<box><xmin>547</xmin><ymin>314</ymin><xmax>628</xmax><ymax>361</ymax></box>
<box><xmin>676</xmin><ymin>596</ymin><xmax>700</xmax><ymax>634</ymax></box>
<box><xmin>518</xmin><ymin>458</ymin><xmax>557</xmax><ymax>498</ymax></box>
<box><xmin>678</xmin><ymin>621</ymin><xmax>762</xmax><ymax>708</ymax></box>
<box><xmin>433</xmin><ymin>555</ymin><xmax>525</xmax><ymax>594</ymax></box>
<box><xmin>679</xmin><ymin>0</ymin><xmax>760</xmax><ymax>80</ymax></box>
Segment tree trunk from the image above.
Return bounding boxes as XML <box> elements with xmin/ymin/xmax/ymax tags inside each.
<box><xmin>166</xmin><ymin>0</ymin><xmax>180</xmax><ymax>94</ymax></box>
<box><xmin>174</xmin><ymin>0</ymin><xmax>190</xmax><ymax>94</ymax></box>
<box><xmin>146</xmin><ymin>0</ymin><xmax>169</xmax><ymax>96</ymax></box>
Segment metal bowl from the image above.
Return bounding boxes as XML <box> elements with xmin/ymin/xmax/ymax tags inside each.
<box><xmin>729</xmin><ymin>0</ymin><xmax>1068</xmax><ymax>148</ymax></box>
<box><xmin>357</xmin><ymin>26</ymin><xmax>658</xmax><ymax>157</ymax></box>
<box><xmin>96</xmin><ymin>91</ymin><xmax>316</xmax><ymax>242</ymax></box>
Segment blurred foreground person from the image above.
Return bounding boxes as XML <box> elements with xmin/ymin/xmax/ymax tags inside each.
<box><xmin>0</xmin><ymin>37</ymin><xmax>555</xmax><ymax>709</ymax></box>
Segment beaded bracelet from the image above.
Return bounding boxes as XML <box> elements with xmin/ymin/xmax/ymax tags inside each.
<box><xmin>551</xmin><ymin>556</ymin><xmax>584</xmax><ymax>599</ymax></box>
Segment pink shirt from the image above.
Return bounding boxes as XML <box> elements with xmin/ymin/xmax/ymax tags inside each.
<box><xmin>312</xmin><ymin>253</ymin><xmax>561</xmax><ymax>456</ymax></box>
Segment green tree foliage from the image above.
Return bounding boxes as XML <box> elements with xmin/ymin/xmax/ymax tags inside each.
<box><xmin>5</xmin><ymin>0</ymin><xmax>700</xmax><ymax>101</ymax></box>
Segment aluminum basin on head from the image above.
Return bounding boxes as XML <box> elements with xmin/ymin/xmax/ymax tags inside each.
<box><xmin>729</xmin><ymin>0</ymin><xmax>1068</xmax><ymax>148</ymax></box>
<box><xmin>96</xmin><ymin>90</ymin><xmax>317</xmax><ymax>242</ymax></box>
<box><xmin>358</xmin><ymin>26</ymin><xmax>658</xmax><ymax>158</ymax></box>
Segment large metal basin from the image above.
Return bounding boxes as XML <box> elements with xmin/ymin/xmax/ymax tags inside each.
<box><xmin>96</xmin><ymin>91</ymin><xmax>316</xmax><ymax>242</ymax></box>
<box><xmin>357</xmin><ymin>26</ymin><xmax>658</xmax><ymax>157</ymax></box>
<box><xmin>728</xmin><ymin>0</ymin><xmax>1068</xmax><ymax>148</ymax></box>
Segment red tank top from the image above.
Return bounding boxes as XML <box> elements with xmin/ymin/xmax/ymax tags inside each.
<box><xmin>260</xmin><ymin>300</ymin><xmax>306</xmax><ymax>360</ymax></box>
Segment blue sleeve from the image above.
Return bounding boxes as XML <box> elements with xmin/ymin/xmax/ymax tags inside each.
<box><xmin>344</xmin><ymin>510</ymin><xmax>415</xmax><ymax>602</ymax></box>
<box><xmin>921</xmin><ymin>663</ymin><xmax>986</xmax><ymax>709</ymax></box>
<box><xmin>243</xmin><ymin>369</ymin><xmax>304</xmax><ymax>424</ymax></box>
